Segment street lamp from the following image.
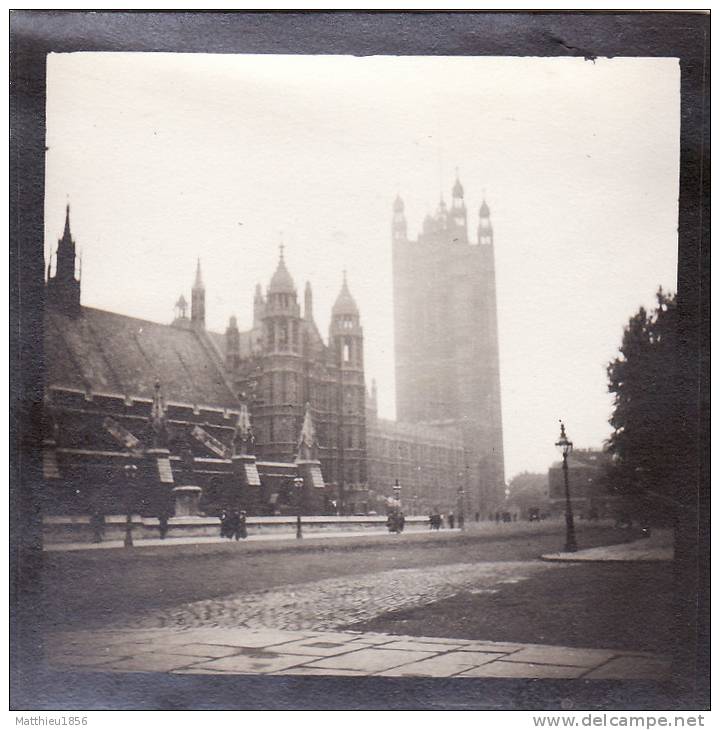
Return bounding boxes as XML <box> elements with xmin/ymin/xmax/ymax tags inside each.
<box><xmin>393</xmin><ymin>479</ymin><xmax>402</xmax><ymax>509</ymax></box>
<box><xmin>555</xmin><ymin>421</ymin><xmax>577</xmax><ymax>552</ymax></box>
<box><xmin>457</xmin><ymin>486</ymin><xmax>466</xmax><ymax>530</ymax></box>
<box><xmin>123</xmin><ymin>463</ymin><xmax>138</xmax><ymax>548</ymax></box>
<box><xmin>293</xmin><ymin>476</ymin><xmax>304</xmax><ymax>539</ymax></box>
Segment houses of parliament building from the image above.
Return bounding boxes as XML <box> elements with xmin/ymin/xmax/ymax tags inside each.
<box><xmin>43</xmin><ymin>178</ymin><xmax>504</xmax><ymax>517</ymax></box>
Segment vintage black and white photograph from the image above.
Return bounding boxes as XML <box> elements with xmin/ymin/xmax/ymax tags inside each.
<box><xmin>10</xmin><ymin>11</ymin><xmax>709</xmax><ymax>714</ymax></box>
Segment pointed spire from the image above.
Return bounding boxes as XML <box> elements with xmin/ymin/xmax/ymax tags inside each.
<box><xmin>452</xmin><ymin>169</ymin><xmax>464</xmax><ymax>200</ymax></box>
<box><xmin>393</xmin><ymin>194</ymin><xmax>405</xmax><ymax>213</ymax></box>
<box><xmin>304</xmin><ymin>281</ymin><xmax>314</xmax><ymax>321</ymax></box>
<box><xmin>194</xmin><ymin>258</ymin><xmax>204</xmax><ymax>289</ymax></box>
<box><xmin>254</xmin><ymin>282</ymin><xmax>263</xmax><ymax>301</ymax></box>
<box><xmin>232</xmin><ymin>402</ymin><xmax>255</xmax><ymax>456</ymax></box>
<box><xmin>148</xmin><ymin>379</ymin><xmax>168</xmax><ymax>449</ymax></box>
<box><xmin>47</xmin><ymin>203</ymin><xmax>81</xmax><ymax>316</ymax></box>
<box><xmin>297</xmin><ymin>402</ymin><xmax>319</xmax><ymax>461</ymax></box>
<box><xmin>63</xmin><ymin>203</ymin><xmax>72</xmax><ymax>240</ymax></box>
<box><xmin>191</xmin><ymin>259</ymin><xmax>206</xmax><ymax>328</ymax></box>
<box><xmin>332</xmin><ymin>270</ymin><xmax>359</xmax><ymax>316</ymax></box>
<box><xmin>268</xmin><ymin>245</ymin><xmax>296</xmax><ymax>293</ymax></box>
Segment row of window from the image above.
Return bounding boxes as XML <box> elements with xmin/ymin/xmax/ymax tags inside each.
<box><xmin>265</xmin><ymin>319</ymin><xmax>300</xmax><ymax>352</ymax></box>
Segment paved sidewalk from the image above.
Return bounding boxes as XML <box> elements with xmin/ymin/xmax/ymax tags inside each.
<box><xmin>44</xmin><ymin>527</ymin><xmax>461</xmax><ymax>552</ymax></box>
<box><xmin>541</xmin><ymin>530</ymin><xmax>673</xmax><ymax>563</ymax></box>
<box><xmin>45</xmin><ymin>626</ymin><xmax>671</xmax><ymax>679</ymax></box>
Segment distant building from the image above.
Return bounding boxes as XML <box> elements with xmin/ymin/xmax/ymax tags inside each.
<box><xmin>548</xmin><ymin>448</ymin><xmax>619</xmax><ymax>518</ymax></box>
<box><xmin>365</xmin><ymin>382</ymin><xmax>466</xmax><ymax>515</ymax></box>
<box><xmin>392</xmin><ymin>178</ymin><xmax>505</xmax><ymax>514</ymax></box>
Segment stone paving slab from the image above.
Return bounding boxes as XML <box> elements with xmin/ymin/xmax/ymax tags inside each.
<box><xmin>265</xmin><ymin>637</ymin><xmax>367</xmax><ymax>657</ymax></box>
<box><xmin>377</xmin><ymin>651</ymin><xmax>502</xmax><ymax>677</ymax></box>
<box><xmin>503</xmin><ymin>646</ymin><xmax>618</xmax><ymax>668</ymax></box>
<box><xmin>276</xmin><ymin>667</ymin><xmax>368</xmax><ymax>676</ymax></box>
<box><xmin>45</xmin><ymin>627</ymin><xmax>671</xmax><ymax>680</ymax></box>
<box><xmin>378</xmin><ymin>639</ymin><xmax>467</xmax><ymax>652</ymax></box>
<box><xmin>191</xmin><ymin>653</ymin><xmax>313</xmax><ymax>674</ymax></box>
<box><xmin>164</xmin><ymin>643</ymin><xmax>244</xmax><ymax>658</ymax></box>
<box><xmin>303</xmin><ymin>647</ymin><xmax>438</xmax><ymax>673</ymax></box>
<box><xmin>583</xmin><ymin>655</ymin><xmax>672</xmax><ymax>680</ymax></box>
<box><xmin>101</xmin><ymin>652</ymin><xmax>208</xmax><ymax>674</ymax></box>
<box><xmin>458</xmin><ymin>661</ymin><xmax>588</xmax><ymax>679</ymax></box>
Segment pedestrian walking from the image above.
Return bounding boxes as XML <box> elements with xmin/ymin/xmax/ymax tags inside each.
<box><xmin>158</xmin><ymin>512</ymin><xmax>169</xmax><ymax>539</ymax></box>
<box><xmin>230</xmin><ymin>510</ymin><xmax>242</xmax><ymax>541</ymax></box>
<box><xmin>90</xmin><ymin>510</ymin><xmax>105</xmax><ymax>543</ymax></box>
<box><xmin>220</xmin><ymin>509</ymin><xmax>232</xmax><ymax>538</ymax></box>
<box><xmin>448</xmin><ymin>511</ymin><xmax>455</xmax><ymax>529</ymax></box>
<box><xmin>237</xmin><ymin>510</ymin><xmax>248</xmax><ymax>539</ymax></box>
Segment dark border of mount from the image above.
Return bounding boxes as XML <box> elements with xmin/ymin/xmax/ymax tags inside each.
<box><xmin>9</xmin><ymin>10</ymin><xmax>710</xmax><ymax>712</ymax></box>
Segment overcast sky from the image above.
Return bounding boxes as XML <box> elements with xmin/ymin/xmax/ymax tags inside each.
<box><xmin>44</xmin><ymin>53</ymin><xmax>680</xmax><ymax>481</ymax></box>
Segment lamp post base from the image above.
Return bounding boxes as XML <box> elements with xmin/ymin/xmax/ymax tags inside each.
<box><xmin>296</xmin><ymin>514</ymin><xmax>303</xmax><ymax>539</ymax></box>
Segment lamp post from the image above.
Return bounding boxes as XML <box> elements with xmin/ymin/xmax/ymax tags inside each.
<box><xmin>457</xmin><ymin>486</ymin><xmax>466</xmax><ymax>530</ymax></box>
<box><xmin>294</xmin><ymin>476</ymin><xmax>304</xmax><ymax>539</ymax></box>
<box><xmin>123</xmin><ymin>463</ymin><xmax>138</xmax><ymax>548</ymax></box>
<box><xmin>393</xmin><ymin>478</ymin><xmax>402</xmax><ymax>510</ymax></box>
<box><xmin>555</xmin><ymin>421</ymin><xmax>577</xmax><ymax>552</ymax></box>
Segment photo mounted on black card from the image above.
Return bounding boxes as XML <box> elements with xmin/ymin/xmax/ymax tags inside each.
<box><xmin>10</xmin><ymin>11</ymin><xmax>709</xmax><ymax>713</ymax></box>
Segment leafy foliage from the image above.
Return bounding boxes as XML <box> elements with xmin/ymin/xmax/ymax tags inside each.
<box><xmin>606</xmin><ymin>289</ymin><xmax>679</xmax><ymax>512</ymax></box>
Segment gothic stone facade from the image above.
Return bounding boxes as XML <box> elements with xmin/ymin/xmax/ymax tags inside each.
<box><xmin>44</xmin><ymin>198</ymin><xmax>495</xmax><ymax>518</ymax></box>
<box><xmin>365</xmin><ymin>383</ymin><xmax>466</xmax><ymax>515</ymax></box>
<box><xmin>43</xmin><ymin>208</ymin><xmax>324</xmax><ymax>518</ymax></box>
<box><xmin>209</xmin><ymin>252</ymin><xmax>368</xmax><ymax>514</ymax></box>
<box><xmin>392</xmin><ymin>178</ymin><xmax>506</xmax><ymax>514</ymax></box>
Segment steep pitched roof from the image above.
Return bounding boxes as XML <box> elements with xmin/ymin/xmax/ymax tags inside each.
<box><xmin>45</xmin><ymin>306</ymin><xmax>240</xmax><ymax>409</ymax></box>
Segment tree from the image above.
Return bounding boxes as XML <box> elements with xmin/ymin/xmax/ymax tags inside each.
<box><xmin>606</xmin><ymin>288</ymin><xmax>679</xmax><ymax>519</ymax></box>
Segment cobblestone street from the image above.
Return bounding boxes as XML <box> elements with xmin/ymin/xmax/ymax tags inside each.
<box><xmin>112</xmin><ymin>560</ymin><xmax>559</xmax><ymax>632</ymax></box>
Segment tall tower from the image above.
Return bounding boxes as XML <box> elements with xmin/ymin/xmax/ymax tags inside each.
<box><xmin>46</xmin><ymin>204</ymin><xmax>81</xmax><ymax>317</ymax></box>
<box><xmin>392</xmin><ymin>195</ymin><xmax>407</xmax><ymax>242</ymax></box>
<box><xmin>450</xmin><ymin>173</ymin><xmax>468</xmax><ymax>237</ymax></box>
<box><xmin>257</xmin><ymin>246</ymin><xmax>303</xmax><ymax>461</ymax></box>
<box><xmin>191</xmin><ymin>259</ymin><xmax>205</xmax><ymax>328</ymax></box>
<box><xmin>329</xmin><ymin>272</ymin><xmax>367</xmax><ymax>507</ymax></box>
<box><xmin>392</xmin><ymin>179</ymin><xmax>505</xmax><ymax>513</ymax></box>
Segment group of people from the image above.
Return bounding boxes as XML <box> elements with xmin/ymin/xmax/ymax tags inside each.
<box><xmin>428</xmin><ymin>510</ymin><xmax>465</xmax><ymax>530</ymax></box>
<box><xmin>220</xmin><ymin>509</ymin><xmax>248</xmax><ymax>540</ymax></box>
